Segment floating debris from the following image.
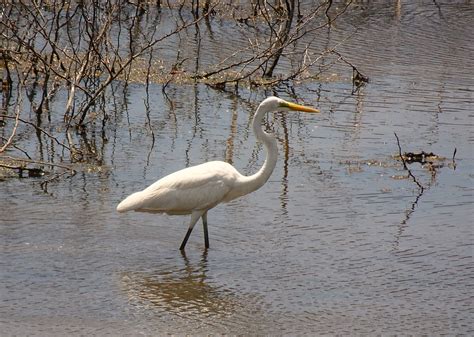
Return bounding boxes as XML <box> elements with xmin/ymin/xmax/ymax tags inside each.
<box><xmin>396</xmin><ymin>151</ymin><xmax>442</xmax><ymax>165</ymax></box>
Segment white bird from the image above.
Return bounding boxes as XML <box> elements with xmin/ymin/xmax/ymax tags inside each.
<box><xmin>117</xmin><ymin>96</ymin><xmax>319</xmax><ymax>250</ymax></box>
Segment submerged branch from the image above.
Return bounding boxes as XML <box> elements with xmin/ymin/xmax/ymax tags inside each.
<box><xmin>394</xmin><ymin>132</ymin><xmax>424</xmax><ymax>192</ymax></box>
<box><xmin>0</xmin><ymin>114</ymin><xmax>75</xmax><ymax>154</ymax></box>
<box><xmin>0</xmin><ymin>155</ymin><xmax>76</xmax><ymax>182</ymax></box>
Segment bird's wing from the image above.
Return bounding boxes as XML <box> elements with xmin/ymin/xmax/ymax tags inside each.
<box><xmin>117</xmin><ymin>161</ymin><xmax>238</xmax><ymax>214</ymax></box>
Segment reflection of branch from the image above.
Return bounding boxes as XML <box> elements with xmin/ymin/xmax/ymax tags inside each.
<box><xmin>144</xmin><ymin>47</ymin><xmax>156</xmax><ymax>159</ymax></box>
<box><xmin>1</xmin><ymin>155</ymin><xmax>75</xmax><ymax>172</ymax></box>
<box><xmin>394</xmin><ymin>132</ymin><xmax>424</xmax><ymax>192</ymax></box>
<box><xmin>393</xmin><ymin>188</ymin><xmax>423</xmax><ymax>250</ymax></box>
<box><xmin>0</xmin><ymin>155</ymin><xmax>76</xmax><ymax>187</ymax></box>
<box><xmin>0</xmin><ymin>163</ymin><xmax>44</xmax><ymax>177</ymax></box>
<box><xmin>40</xmin><ymin>170</ymin><xmax>76</xmax><ymax>195</ymax></box>
<box><xmin>0</xmin><ymin>81</ymin><xmax>22</xmax><ymax>153</ymax></box>
<box><xmin>0</xmin><ymin>114</ymin><xmax>74</xmax><ymax>153</ymax></box>
<box><xmin>277</xmin><ymin>112</ymin><xmax>290</xmax><ymax>217</ymax></box>
<box><xmin>0</xmin><ymin>136</ymin><xmax>32</xmax><ymax>158</ymax></box>
<box><xmin>452</xmin><ymin>147</ymin><xmax>457</xmax><ymax>170</ymax></box>
<box><xmin>0</xmin><ymin>103</ymin><xmax>20</xmax><ymax>153</ymax></box>
<box><xmin>392</xmin><ymin>132</ymin><xmax>426</xmax><ymax>251</ymax></box>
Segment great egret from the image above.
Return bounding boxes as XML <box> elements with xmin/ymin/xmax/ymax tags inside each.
<box><xmin>117</xmin><ymin>96</ymin><xmax>319</xmax><ymax>250</ymax></box>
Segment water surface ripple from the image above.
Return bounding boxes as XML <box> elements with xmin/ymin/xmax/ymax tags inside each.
<box><xmin>1</xmin><ymin>2</ymin><xmax>473</xmax><ymax>336</ymax></box>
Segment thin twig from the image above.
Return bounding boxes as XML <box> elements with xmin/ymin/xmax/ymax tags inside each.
<box><xmin>0</xmin><ymin>136</ymin><xmax>32</xmax><ymax>158</ymax></box>
<box><xmin>0</xmin><ymin>114</ymin><xmax>74</xmax><ymax>153</ymax></box>
<box><xmin>0</xmin><ymin>96</ymin><xmax>21</xmax><ymax>153</ymax></box>
<box><xmin>394</xmin><ymin>132</ymin><xmax>424</xmax><ymax>192</ymax></box>
<box><xmin>1</xmin><ymin>155</ymin><xmax>76</xmax><ymax>172</ymax></box>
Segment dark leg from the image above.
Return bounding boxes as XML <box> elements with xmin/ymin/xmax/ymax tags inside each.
<box><xmin>179</xmin><ymin>211</ymin><xmax>203</xmax><ymax>250</ymax></box>
<box><xmin>202</xmin><ymin>211</ymin><xmax>209</xmax><ymax>249</ymax></box>
<box><xmin>179</xmin><ymin>226</ymin><xmax>194</xmax><ymax>250</ymax></box>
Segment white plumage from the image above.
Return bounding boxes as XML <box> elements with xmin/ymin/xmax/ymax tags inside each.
<box><xmin>117</xmin><ymin>96</ymin><xmax>319</xmax><ymax>250</ymax></box>
<box><xmin>117</xmin><ymin>161</ymin><xmax>239</xmax><ymax>215</ymax></box>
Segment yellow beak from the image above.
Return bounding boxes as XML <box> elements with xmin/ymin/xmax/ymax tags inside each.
<box><xmin>281</xmin><ymin>100</ymin><xmax>319</xmax><ymax>113</ymax></box>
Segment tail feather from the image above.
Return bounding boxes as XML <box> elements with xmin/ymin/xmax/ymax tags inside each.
<box><xmin>116</xmin><ymin>191</ymin><xmax>146</xmax><ymax>213</ymax></box>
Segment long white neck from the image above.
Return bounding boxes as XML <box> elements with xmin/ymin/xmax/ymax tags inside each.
<box><xmin>234</xmin><ymin>102</ymin><xmax>278</xmax><ymax>197</ymax></box>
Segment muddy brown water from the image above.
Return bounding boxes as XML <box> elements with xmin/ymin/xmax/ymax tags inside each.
<box><xmin>1</xmin><ymin>2</ymin><xmax>473</xmax><ymax>335</ymax></box>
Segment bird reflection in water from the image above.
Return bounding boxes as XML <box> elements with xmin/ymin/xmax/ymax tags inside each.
<box><xmin>122</xmin><ymin>251</ymin><xmax>237</xmax><ymax>318</ymax></box>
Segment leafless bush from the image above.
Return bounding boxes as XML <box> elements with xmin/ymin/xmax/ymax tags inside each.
<box><xmin>1</xmin><ymin>0</ymin><xmax>358</xmax><ymax>173</ymax></box>
<box><xmin>1</xmin><ymin>0</ymin><xmax>210</xmax><ymax>164</ymax></box>
<box><xmin>191</xmin><ymin>0</ymin><xmax>355</xmax><ymax>86</ymax></box>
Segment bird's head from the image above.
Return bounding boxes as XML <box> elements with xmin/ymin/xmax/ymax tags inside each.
<box><xmin>261</xmin><ymin>96</ymin><xmax>319</xmax><ymax>113</ymax></box>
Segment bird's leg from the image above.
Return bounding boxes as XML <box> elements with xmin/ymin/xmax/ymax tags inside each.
<box><xmin>202</xmin><ymin>211</ymin><xmax>209</xmax><ymax>249</ymax></box>
<box><xmin>180</xmin><ymin>211</ymin><xmax>203</xmax><ymax>250</ymax></box>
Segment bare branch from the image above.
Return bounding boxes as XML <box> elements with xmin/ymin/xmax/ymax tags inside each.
<box><xmin>0</xmin><ymin>95</ymin><xmax>21</xmax><ymax>153</ymax></box>
<box><xmin>0</xmin><ymin>114</ymin><xmax>74</xmax><ymax>153</ymax></box>
<box><xmin>394</xmin><ymin>132</ymin><xmax>424</xmax><ymax>192</ymax></box>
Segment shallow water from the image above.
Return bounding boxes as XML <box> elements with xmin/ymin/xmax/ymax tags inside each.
<box><xmin>1</xmin><ymin>2</ymin><xmax>473</xmax><ymax>335</ymax></box>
